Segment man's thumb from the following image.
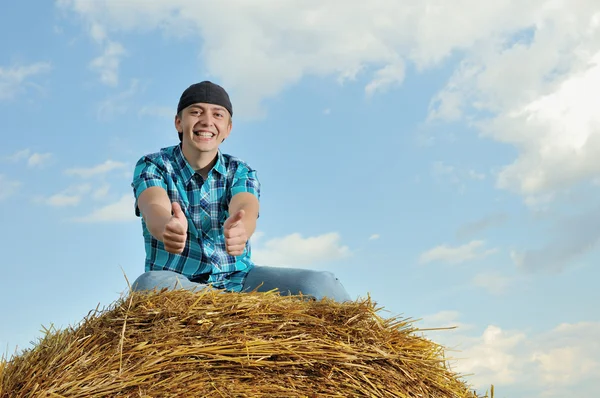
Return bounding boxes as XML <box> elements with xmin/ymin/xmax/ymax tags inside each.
<box><xmin>172</xmin><ymin>202</ymin><xmax>184</xmax><ymax>219</ymax></box>
<box><xmin>226</xmin><ymin>209</ymin><xmax>245</xmax><ymax>228</ymax></box>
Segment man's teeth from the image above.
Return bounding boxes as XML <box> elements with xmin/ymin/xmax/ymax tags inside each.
<box><xmin>194</xmin><ymin>131</ymin><xmax>214</xmax><ymax>137</ymax></box>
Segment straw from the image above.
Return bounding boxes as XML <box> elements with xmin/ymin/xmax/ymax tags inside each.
<box><xmin>0</xmin><ymin>287</ymin><xmax>493</xmax><ymax>397</ymax></box>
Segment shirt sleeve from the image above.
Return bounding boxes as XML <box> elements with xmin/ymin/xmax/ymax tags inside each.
<box><xmin>131</xmin><ymin>156</ymin><xmax>168</xmax><ymax>217</ymax></box>
<box><xmin>231</xmin><ymin>164</ymin><xmax>260</xmax><ymax>200</ymax></box>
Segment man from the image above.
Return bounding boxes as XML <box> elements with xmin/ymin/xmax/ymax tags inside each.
<box><xmin>130</xmin><ymin>81</ymin><xmax>351</xmax><ymax>302</ymax></box>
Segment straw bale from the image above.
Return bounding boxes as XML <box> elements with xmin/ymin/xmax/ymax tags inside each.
<box><xmin>1</xmin><ymin>288</ymin><xmax>490</xmax><ymax>397</ymax></box>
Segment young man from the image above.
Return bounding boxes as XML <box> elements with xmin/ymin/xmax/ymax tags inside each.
<box><xmin>130</xmin><ymin>81</ymin><xmax>351</xmax><ymax>302</ymax></box>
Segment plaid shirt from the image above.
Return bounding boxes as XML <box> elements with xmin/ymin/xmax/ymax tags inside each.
<box><xmin>131</xmin><ymin>144</ymin><xmax>260</xmax><ymax>292</ymax></box>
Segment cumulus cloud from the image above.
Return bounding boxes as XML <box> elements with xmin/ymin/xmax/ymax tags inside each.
<box><xmin>65</xmin><ymin>159</ymin><xmax>128</xmax><ymax>178</ymax></box>
<box><xmin>252</xmin><ymin>232</ymin><xmax>351</xmax><ymax>268</ymax></box>
<box><xmin>33</xmin><ymin>184</ymin><xmax>92</xmax><ymax>207</ymax></box>
<box><xmin>55</xmin><ymin>0</ymin><xmax>600</xmax><ymax>200</ymax></box>
<box><xmin>91</xmin><ymin>184</ymin><xmax>111</xmax><ymax>200</ymax></box>
<box><xmin>420</xmin><ymin>313</ymin><xmax>600</xmax><ymax>396</ymax></box>
<box><xmin>6</xmin><ymin>149</ymin><xmax>31</xmax><ymax>162</ymax></box>
<box><xmin>55</xmin><ymin>0</ymin><xmax>600</xmax><ymax>272</ymax></box>
<box><xmin>27</xmin><ymin>153</ymin><xmax>54</xmax><ymax>168</ymax></box>
<box><xmin>0</xmin><ymin>62</ymin><xmax>51</xmax><ymax>100</ymax></box>
<box><xmin>90</xmin><ymin>40</ymin><xmax>126</xmax><ymax>86</ymax></box>
<box><xmin>365</xmin><ymin>60</ymin><xmax>406</xmax><ymax>97</ymax></box>
<box><xmin>471</xmin><ymin>272</ymin><xmax>511</xmax><ymax>295</ymax></box>
<box><xmin>491</xmin><ymin>52</ymin><xmax>600</xmax><ymax>201</ymax></box>
<box><xmin>419</xmin><ymin>240</ymin><xmax>498</xmax><ymax>265</ymax></box>
<box><xmin>0</xmin><ymin>175</ymin><xmax>21</xmax><ymax>201</ymax></box>
<box><xmin>6</xmin><ymin>149</ymin><xmax>53</xmax><ymax>168</ymax></box>
<box><xmin>72</xmin><ymin>194</ymin><xmax>136</xmax><ymax>222</ymax></box>
<box><xmin>56</xmin><ymin>0</ymin><xmax>600</xmax><ymax>199</ymax></box>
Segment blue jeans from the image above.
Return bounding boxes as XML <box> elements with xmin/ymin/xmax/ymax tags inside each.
<box><xmin>131</xmin><ymin>266</ymin><xmax>352</xmax><ymax>302</ymax></box>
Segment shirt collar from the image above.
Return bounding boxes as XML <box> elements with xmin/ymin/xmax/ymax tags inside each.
<box><xmin>174</xmin><ymin>144</ymin><xmax>227</xmax><ymax>184</ymax></box>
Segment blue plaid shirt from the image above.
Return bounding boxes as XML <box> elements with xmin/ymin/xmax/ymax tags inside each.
<box><xmin>131</xmin><ymin>144</ymin><xmax>260</xmax><ymax>292</ymax></box>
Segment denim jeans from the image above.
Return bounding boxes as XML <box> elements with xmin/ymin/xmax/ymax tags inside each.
<box><xmin>131</xmin><ymin>266</ymin><xmax>352</xmax><ymax>302</ymax></box>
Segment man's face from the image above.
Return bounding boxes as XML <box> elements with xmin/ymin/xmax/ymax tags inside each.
<box><xmin>175</xmin><ymin>103</ymin><xmax>232</xmax><ymax>153</ymax></box>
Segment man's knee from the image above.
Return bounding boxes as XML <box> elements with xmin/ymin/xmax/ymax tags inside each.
<box><xmin>295</xmin><ymin>270</ymin><xmax>351</xmax><ymax>302</ymax></box>
<box><xmin>131</xmin><ymin>270</ymin><xmax>197</xmax><ymax>292</ymax></box>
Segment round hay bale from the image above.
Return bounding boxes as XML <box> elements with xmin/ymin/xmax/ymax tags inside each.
<box><xmin>0</xmin><ymin>288</ymin><xmax>487</xmax><ymax>397</ymax></box>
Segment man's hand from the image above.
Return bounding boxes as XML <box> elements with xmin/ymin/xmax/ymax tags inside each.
<box><xmin>162</xmin><ymin>202</ymin><xmax>188</xmax><ymax>254</ymax></box>
<box><xmin>223</xmin><ymin>209</ymin><xmax>248</xmax><ymax>256</ymax></box>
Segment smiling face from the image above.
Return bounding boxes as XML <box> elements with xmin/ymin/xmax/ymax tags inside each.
<box><xmin>175</xmin><ymin>102</ymin><xmax>232</xmax><ymax>155</ymax></box>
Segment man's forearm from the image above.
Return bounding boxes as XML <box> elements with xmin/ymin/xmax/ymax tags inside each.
<box><xmin>142</xmin><ymin>203</ymin><xmax>173</xmax><ymax>241</ymax></box>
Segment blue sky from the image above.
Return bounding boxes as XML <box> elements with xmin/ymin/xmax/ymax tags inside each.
<box><xmin>1</xmin><ymin>1</ymin><xmax>599</xmax><ymax>396</ymax></box>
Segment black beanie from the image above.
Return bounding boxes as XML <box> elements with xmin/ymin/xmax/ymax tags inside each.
<box><xmin>177</xmin><ymin>81</ymin><xmax>233</xmax><ymax>117</ymax></box>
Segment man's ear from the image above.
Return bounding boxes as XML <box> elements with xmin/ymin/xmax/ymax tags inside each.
<box><xmin>174</xmin><ymin>114</ymin><xmax>182</xmax><ymax>132</ymax></box>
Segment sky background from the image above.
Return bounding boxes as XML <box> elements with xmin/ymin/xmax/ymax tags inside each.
<box><xmin>1</xmin><ymin>1</ymin><xmax>599</xmax><ymax>397</ymax></box>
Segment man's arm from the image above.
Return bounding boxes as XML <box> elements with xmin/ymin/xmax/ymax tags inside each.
<box><xmin>228</xmin><ymin>192</ymin><xmax>260</xmax><ymax>238</ymax></box>
<box><xmin>137</xmin><ymin>186</ymin><xmax>189</xmax><ymax>254</ymax></box>
<box><xmin>137</xmin><ymin>186</ymin><xmax>175</xmax><ymax>240</ymax></box>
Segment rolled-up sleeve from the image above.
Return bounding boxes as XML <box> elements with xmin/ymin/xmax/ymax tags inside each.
<box><xmin>131</xmin><ymin>157</ymin><xmax>167</xmax><ymax>217</ymax></box>
<box><xmin>230</xmin><ymin>164</ymin><xmax>260</xmax><ymax>200</ymax></box>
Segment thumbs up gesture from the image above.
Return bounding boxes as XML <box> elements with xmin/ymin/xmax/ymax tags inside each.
<box><xmin>223</xmin><ymin>210</ymin><xmax>247</xmax><ymax>256</ymax></box>
<box><xmin>162</xmin><ymin>202</ymin><xmax>188</xmax><ymax>254</ymax></box>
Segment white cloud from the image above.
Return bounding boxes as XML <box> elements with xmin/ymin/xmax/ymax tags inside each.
<box><xmin>6</xmin><ymin>149</ymin><xmax>53</xmax><ymax>168</ymax></box>
<box><xmin>80</xmin><ymin>18</ymin><xmax>126</xmax><ymax>86</ymax></box>
<box><xmin>90</xmin><ymin>40</ymin><xmax>126</xmax><ymax>86</ymax></box>
<box><xmin>46</xmin><ymin>194</ymin><xmax>81</xmax><ymax>207</ymax></box>
<box><xmin>368</xmin><ymin>234</ymin><xmax>380</xmax><ymax>241</ymax></box>
<box><xmin>530</xmin><ymin>322</ymin><xmax>600</xmax><ymax>388</ymax></box>
<box><xmin>89</xmin><ymin>21</ymin><xmax>107</xmax><ymax>43</ymax></box>
<box><xmin>56</xmin><ymin>0</ymin><xmax>543</xmax><ymax>118</ymax></box>
<box><xmin>455</xmin><ymin>325</ymin><xmax>528</xmax><ymax>386</ymax></box>
<box><xmin>418</xmin><ymin>310</ymin><xmax>473</xmax><ymax>333</ymax></box>
<box><xmin>492</xmin><ymin>52</ymin><xmax>600</xmax><ymax>201</ymax></box>
<box><xmin>56</xmin><ymin>0</ymin><xmax>600</xmax><ymax>199</ymax></box>
<box><xmin>419</xmin><ymin>240</ymin><xmax>497</xmax><ymax>265</ymax></box>
<box><xmin>65</xmin><ymin>160</ymin><xmax>128</xmax><ymax>178</ymax></box>
<box><xmin>0</xmin><ymin>175</ymin><xmax>21</xmax><ymax>201</ymax></box>
<box><xmin>250</xmin><ymin>231</ymin><xmax>265</xmax><ymax>245</ymax></box>
<box><xmin>6</xmin><ymin>149</ymin><xmax>31</xmax><ymax>162</ymax></box>
<box><xmin>468</xmin><ymin>170</ymin><xmax>486</xmax><ymax>180</ymax></box>
<box><xmin>365</xmin><ymin>60</ymin><xmax>405</xmax><ymax>97</ymax></box>
<box><xmin>252</xmin><ymin>232</ymin><xmax>351</xmax><ymax>268</ymax></box>
<box><xmin>0</xmin><ymin>62</ymin><xmax>51</xmax><ymax>100</ymax></box>
<box><xmin>471</xmin><ymin>272</ymin><xmax>511</xmax><ymax>295</ymax></box>
<box><xmin>420</xmin><ymin>314</ymin><xmax>600</xmax><ymax>396</ymax></box>
<box><xmin>72</xmin><ymin>194</ymin><xmax>136</xmax><ymax>223</ymax></box>
<box><xmin>92</xmin><ymin>184</ymin><xmax>111</xmax><ymax>200</ymax></box>
<box><xmin>34</xmin><ymin>184</ymin><xmax>92</xmax><ymax>207</ymax></box>
<box><xmin>27</xmin><ymin>152</ymin><xmax>53</xmax><ymax>168</ymax></box>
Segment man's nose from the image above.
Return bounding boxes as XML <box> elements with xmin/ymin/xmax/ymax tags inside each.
<box><xmin>198</xmin><ymin>114</ymin><xmax>214</xmax><ymax>126</ymax></box>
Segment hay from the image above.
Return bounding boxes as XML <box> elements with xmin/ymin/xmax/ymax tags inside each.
<box><xmin>0</xmin><ymin>288</ymin><xmax>490</xmax><ymax>397</ymax></box>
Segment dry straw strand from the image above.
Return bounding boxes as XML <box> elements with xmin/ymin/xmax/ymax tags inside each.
<box><xmin>1</xmin><ymin>288</ymin><xmax>493</xmax><ymax>397</ymax></box>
